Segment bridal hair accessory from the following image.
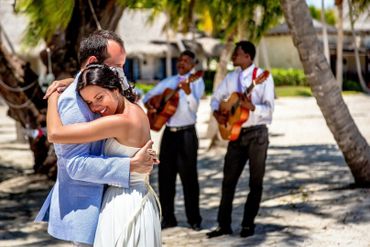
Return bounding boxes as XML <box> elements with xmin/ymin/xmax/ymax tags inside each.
<box><xmin>110</xmin><ymin>67</ymin><xmax>130</xmax><ymax>91</ymax></box>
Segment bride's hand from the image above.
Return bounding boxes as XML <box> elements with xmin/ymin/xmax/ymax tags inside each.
<box><xmin>130</xmin><ymin>140</ymin><xmax>159</xmax><ymax>174</ymax></box>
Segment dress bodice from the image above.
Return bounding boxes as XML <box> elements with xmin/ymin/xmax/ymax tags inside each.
<box><xmin>104</xmin><ymin>138</ymin><xmax>141</xmax><ymax>158</ymax></box>
<box><xmin>104</xmin><ymin>138</ymin><xmax>148</xmax><ymax>183</ymax></box>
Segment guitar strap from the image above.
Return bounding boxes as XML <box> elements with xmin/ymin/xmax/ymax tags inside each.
<box><xmin>238</xmin><ymin>67</ymin><xmax>258</xmax><ymax>92</ymax></box>
<box><xmin>252</xmin><ymin>67</ymin><xmax>258</xmax><ymax>81</ymax></box>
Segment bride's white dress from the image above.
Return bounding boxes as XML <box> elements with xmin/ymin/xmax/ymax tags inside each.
<box><xmin>94</xmin><ymin>138</ymin><xmax>161</xmax><ymax>247</ymax></box>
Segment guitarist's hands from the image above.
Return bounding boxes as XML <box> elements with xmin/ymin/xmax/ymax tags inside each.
<box><xmin>240</xmin><ymin>96</ymin><xmax>256</xmax><ymax>111</ymax></box>
<box><xmin>213</xmin><ymin>110</ymin><xmax>229</xmax><ymax>125</ymax></box>
<box><xmin>178</xmin><ymin>71</ymin><xmax>203</xmax><ymax>95</ymax></box>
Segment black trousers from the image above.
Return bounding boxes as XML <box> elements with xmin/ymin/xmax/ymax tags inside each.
<box><xmin>158</xmin><ymin>126</ymin><xmax>202</xmax><ymax>225</ymax></box>
<box><xmin>218</xmin><ymin>125</ymin><xmax>269</xmax><ymax>228</ymax></box>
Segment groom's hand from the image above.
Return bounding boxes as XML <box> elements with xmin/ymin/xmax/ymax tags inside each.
<box><xmin>43</xmin><ymin>78</ymin><xmax>74</xmax><ymax>99</ymax></box>
<box><xmin>130</xmin><ymin>140</ymin><xmax>159</xmax><ymax>174</ymax></box>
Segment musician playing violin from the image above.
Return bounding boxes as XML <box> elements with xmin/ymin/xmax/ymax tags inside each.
<box><xmin>142</xmin><ymin>50</ymin><xmax>205</xmax><ymax>231</ymax></box>
<box><xmin>207</xmin><ymin>41</ymin><xmax>275</xmax><ymax>239</ymax></box>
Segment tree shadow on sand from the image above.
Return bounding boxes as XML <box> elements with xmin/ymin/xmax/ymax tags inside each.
<box><xmin>159</xmin><ymin>143</ymin><xmax>369</xmax><ymax>246</ymax></box>
<box><xmin>1</xmin><ymin>143</ymin><xmax>369</xmax><ymax>246</ymax></box>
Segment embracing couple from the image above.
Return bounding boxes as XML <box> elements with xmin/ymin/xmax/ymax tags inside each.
<box><xmin>35</xmin><ymin>30</ymin><xmax>161</xmax><ymax>247</ymax></box>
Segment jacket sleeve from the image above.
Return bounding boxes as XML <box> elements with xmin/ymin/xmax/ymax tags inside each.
<box><xmin>64</xmin><ymin>154</ymin><xmax>130</xmax><ymax>188</ymax></box>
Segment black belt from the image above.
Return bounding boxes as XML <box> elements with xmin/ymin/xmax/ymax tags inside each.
<box><xmin>166</xmin><ymin>125</ymin><xmax>195</xmax><ymax>132</ymax></box>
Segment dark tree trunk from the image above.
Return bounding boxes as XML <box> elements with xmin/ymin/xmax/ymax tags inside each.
<box><xmin>44</xmin><ymin>0</ymin><xmax>125</xmax><ymax>79</ymax></box>
<box><xmin>0</xmin><ymin>45</ymin><xmax>52</xmax><ymax>175</ymax></box>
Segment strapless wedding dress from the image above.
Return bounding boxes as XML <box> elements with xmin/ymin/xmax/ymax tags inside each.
<box><xmin>94</xmin><ymin>138</ymin><xmax>161</xmax><ymax>247</ymax></box>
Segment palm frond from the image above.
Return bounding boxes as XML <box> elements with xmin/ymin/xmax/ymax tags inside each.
<box><xmin>15</xmin><ymin>0</ymin><xmax>74</xmax><ymax>46</ymax></box>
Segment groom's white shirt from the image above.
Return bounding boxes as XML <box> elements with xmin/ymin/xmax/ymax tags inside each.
<box><xmin>35</xmin><ymin>76</ymin><xmax>131</xmax><ymax>245</ymax></box>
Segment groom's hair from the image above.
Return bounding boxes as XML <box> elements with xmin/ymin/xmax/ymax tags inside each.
<box><xmin>79</xmin><ymin>30</ymin><xmax>124</xmax><ymax>67</ymax></box>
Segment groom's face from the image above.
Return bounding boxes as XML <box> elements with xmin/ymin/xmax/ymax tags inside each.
<box><xmin>103</xmin><ymin>40</ymin><xmax>126</xmax><ymax>69</ymax></box>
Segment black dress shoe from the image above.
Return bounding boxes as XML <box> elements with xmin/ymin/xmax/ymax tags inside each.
<box><xmin>206</xmin><ymin>226</ymin><xmax>233</xmax><ymax>238</ymax></box>
<box><xmin>161</xmin><ymin>219</ymin><xmax>178</xmax><ymax>229</ymax></box>
<box><xmin>190</xmin><ymin>222</ymin><xmax>202</xmax><ymax>231</ymax></box>
<box><xmin>240</xmin><ymin>225</ymin><xmax>255</xmax><ymax>238</ymax></box>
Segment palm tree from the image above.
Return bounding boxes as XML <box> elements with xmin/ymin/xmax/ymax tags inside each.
<box><xmin>280</xmin><ymin>0</ymin><xmax>370</xmax><ymax>186</ymax></box>
<box><xmin>198</xmin><ymin>0</ymin><xmax>282</xmax><ymax>141</ymax></box>
<box><xmin>335</xmin><ymin>0</ymin><xmax>344</xmax><ymax>88</ymax></box>
<box><xmin>347</xmin><ymin>0</ymin><xmax>370</xmax><ymax>94</ymax></box>
<box><xmin>204</xmin><ymin>0</ymin><xmax>282</xmax><ymax>88</ymax></box>
<box><xmin>0</xmin><ymin>0</ymin><xmax>127</xmax><ymax>176</ymax></box>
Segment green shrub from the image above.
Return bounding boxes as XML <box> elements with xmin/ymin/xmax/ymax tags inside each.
<box><xmin>134</xmin><ymin>83</ymin><xmax>155</xmax><ymax>94</ymax></box>
<box><xmin>342</xmin><ymin>80</ymin><xmax>362</xmax><ymax>92</ymax></box>
<box><xmin>271</xmin><ymin>68</ymin><xmax>307</xmax><ymax>87</ymax></box>
<box><xmin>203</xmin><ymin>70</ymin><xmax>215</xmax><ymax>95</ymax></box>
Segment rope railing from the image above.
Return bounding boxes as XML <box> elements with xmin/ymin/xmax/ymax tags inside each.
<box><xmin>0</xmin><ymin>22</ymin><xmax>16</xmax><ymax>54</ymax></box>
<box><xmin>0</xmin><ymin>79</ymin><xmax>39</xmax><ymax>109</ymax></box>
<box><xmin>0</xmin><ymin>78</ymin><xmax>38</xmax><ymax>92</ymax></box>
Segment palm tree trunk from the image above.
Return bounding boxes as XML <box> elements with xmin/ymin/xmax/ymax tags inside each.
<box><xmin>347</xmin><ymin>0</ymin><xmax>370</xmax><ymax>94</ymax></box>
<box><xmin>0</xmin><ymin>1</ymin><xmax>125</xmax><ymax>179</ymax></box>
<box><xmin>206</xmin><ymin>36</ymin><xmax>235</xmax><ymax>143</ymax></box>
<box><xmin>321</xmin><ymin>0</ymin><xmax>330</xmax><ymax>65</ymax></box>
<box><xmin>212</xmin><ymin>37</ymin><xmax>235</xmax><ymax>91</ymax></box>
<box><xmin>0</xmin><ymin>45</ymin><xmax>52</xmax><ymax>175</ymax></box>
<box><xmin>335</xmin><ymin>0</ymin><xmax>344</xmax><ymax>88</ymax></box>
<box><xmin>280</xmin><ymin>0</ymin><xmax>370</xmax><ymax>186</ymax></box>
<box><xmin>42</xmin><ymin>0</ymin><xmax>124</xmax><ymax>80</ymax></box>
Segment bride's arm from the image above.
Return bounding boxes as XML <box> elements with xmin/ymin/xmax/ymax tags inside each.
<box><xmin>47</xmin><ymin>92</ymin><xmax>127</xmax><ymax>144</ymax></box>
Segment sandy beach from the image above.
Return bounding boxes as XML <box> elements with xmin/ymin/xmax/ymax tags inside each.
<box><xmin>0</xmin><ymin>94</ymin><xmax>370</xmax><ymax>246</ymax></box>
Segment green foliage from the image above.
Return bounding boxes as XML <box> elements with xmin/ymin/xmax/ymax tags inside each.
<box><xmin>308</xmin><ymin>5</ymin><xmax>336</xmax><ymax>25</ymax></box>
<box><xmin>134</xmin><ymin>82</ymin><xmax>155</xmax><ymax>94</ymax></box>
<box><xmin>342</xmin><ymin>79</ymin><xmax>362</xmax><ymax>92</ymax></box>
<box><xmin>15</xmin><ymin>0</ymin><xmax>74</xmax><ymax>46</ymax></box>
<box><xmin>352</xmin><ymin>0</ymin><xmax>370</xmax><ymax>12</ymax></box>
<box><xmin>132</xmin><ymin>0</ymin><xmax>283</xmax><ymax>43</ymax></box>
<box><xmin>203</xmin><ymin>70</ymin><xmax>215</xmax><ymax>95</ymax></box>
<box><xmin>271</xmin><ymin>68</ymin><xmax>307</xmax><ymax>87</ymax></box>
<box><xmin>275</xmin><ymin>86</ymin><xmax>312</xmax><ymax>97</ymax></box>
<box><xmin>199</xmin><ymin>0</ymin><xmax>282</xmax><ymax>42</ymax></box>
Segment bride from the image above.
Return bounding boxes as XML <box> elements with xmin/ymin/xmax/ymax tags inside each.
<box><xmin>47</xmin><ymin>64</ymin><xmax>161</xmax><ymax>247</ymax></box>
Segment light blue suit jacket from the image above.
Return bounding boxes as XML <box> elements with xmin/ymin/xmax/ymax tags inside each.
<box><xmin>35</xmin><ymin>78</ymin><xmax>131</xmax><ymax>245</ymax></box>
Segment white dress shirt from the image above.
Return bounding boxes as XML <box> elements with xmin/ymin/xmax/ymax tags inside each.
<box><xmin>210</xmin><ymin>64</ymin><xmax>274</xmax><ymax>128</ymax></box>
<box><xmin>142</xmin><ymin>72</ymin><xmax>205</xmax><ymax>127</ymax></box>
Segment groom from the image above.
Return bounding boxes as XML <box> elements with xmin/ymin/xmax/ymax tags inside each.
<box><xmin>35</xmin><ymin>30</ymin><xmax>156</xmax><ymax>246</ymax></box>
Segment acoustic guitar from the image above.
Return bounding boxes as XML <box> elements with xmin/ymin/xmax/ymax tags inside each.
<box><xmin>217</xmin><ymin>70</ymin><xmax>270</xmax><ymax>141</ymax></box>
<box><xmin>145</xmin><ymin>71</ymin><xmax>204</xmax><ymax>131</ymax></box>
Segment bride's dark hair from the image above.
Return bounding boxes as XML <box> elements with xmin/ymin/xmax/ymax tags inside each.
<box><xmin>77</xmin><ymin>63</ymin><xmax>137</xmax><ymax>103</ymax></box>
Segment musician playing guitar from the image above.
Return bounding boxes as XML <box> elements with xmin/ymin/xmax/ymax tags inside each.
<box><xmin>207</xmin><ymin>41</ymin><xmax>274</xmax><ymax>239</ymax></box>
<box><xmin>142</xmin><ymin>50</ymin><xmax>205</xmax><ymax>231</ymax></box>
